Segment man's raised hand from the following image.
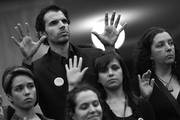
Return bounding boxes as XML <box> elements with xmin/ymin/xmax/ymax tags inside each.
<box><xmin>11</xmin><ymin>22</ymin><xmax>46</xmax><ymax>60</ymax></box>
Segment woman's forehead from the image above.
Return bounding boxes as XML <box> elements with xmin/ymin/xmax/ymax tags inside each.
<box><xmin>75</xmin><ymin>90</ymin><xmax>98</xmax><ymax>104</ymax></box>
<box><xmin>153</xmin><ymin>32</ymin><xmax>172</xmax><ymax>43</ymax></box>
<box><xmin>12</xmin><ymin>75</ymin><xmax>34</xmax><ymax>86</ymax></box>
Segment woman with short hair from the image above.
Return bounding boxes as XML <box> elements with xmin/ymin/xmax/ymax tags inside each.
<box><xmin>1</xmin><ymin>66</ymin><xmax>53</xmax><ymax>120</ymax></box>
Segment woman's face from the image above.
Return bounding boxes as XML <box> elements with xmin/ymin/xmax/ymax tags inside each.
<box><xmin>73</xmin><ymin>90</ymin><xmax>102</xmax><ymax>120</ymax></box>
<box><xmin>151</xmin><ymin>32</ymin><xmax>175</xmax><ymax>65</ymax></box>
<box><xmin>98</xmin><ymin>58</ymin><xmax>123</xmax><ymax>90</ymax></box>
<box><xmin>9</xmin><ymin>75</ymin><xmax>36</xmax><ymax>110</ymax></box>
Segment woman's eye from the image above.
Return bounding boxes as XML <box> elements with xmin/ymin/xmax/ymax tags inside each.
<box><xmin>93</xmin><ymin>100</ymin><xmax>99</xmax><ymax>107</ymax></box>
<box><xmin>15</xmin><ymin>86</ymin><xmax>23</xmax><ymax>92</ymax></box>
<box><xmin>156</xmin><ymin>42</ymin><xmax>164</xmax><ymax>48</ymax></box>
<box><xmin>27</xmin><ymin>83</ymin><xmax>35</xmax><ymax>89</ymax></box>
<box><xmin>168</xmin><ymin>40</ymin><xmax>174</xmax><ymax>46</ymax></box>
<box><xmin>80</xmin><ymin>103</ymin><xmax>88</xmax><ymax>110</ymax></box>
<box><xmin>111</xmin><ymin>65</ymin><xmax>120</xmax><ymax>70</ymax></box>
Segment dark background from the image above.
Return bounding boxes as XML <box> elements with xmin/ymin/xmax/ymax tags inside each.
<box><xmin>0</xmin><ymin>0</ymin><xmax>180</xmax><ymax>105</ymax></box>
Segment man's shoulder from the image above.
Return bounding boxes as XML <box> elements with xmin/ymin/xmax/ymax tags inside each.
<box><xmin>33</xmin><ymin>53</ymin><xmax>48</xmax><ymax>65</ymax></box>
<box><xmin>32</xmin><ymin>53</ymin><xmax>50</xmax><ymax>72</ymax></box>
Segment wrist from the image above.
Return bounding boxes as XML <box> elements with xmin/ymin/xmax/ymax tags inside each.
<box><xmin>68</xmin><ymin>79</ymin><xmax>81</xmax><ymax>91</ymax></box>
<box><xmin>23</xmin><ymin>57</ymin><xmax>33</xmax><ymax>65</ymax></box>
<box><xmin>105</xmin><ymin>46</ymin><xmax>116</xmax><ymax>52</ymax></box>
<box><xmin>68</xmin><ymin>83</ymin><xmax>77</xmax><ymax>91</ymax></box>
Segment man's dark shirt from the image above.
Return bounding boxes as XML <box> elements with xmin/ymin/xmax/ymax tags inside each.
<box><xmin>27</xmin><ymin>43</ymin><xmax>103</xmax><ymax>120</ymax></box>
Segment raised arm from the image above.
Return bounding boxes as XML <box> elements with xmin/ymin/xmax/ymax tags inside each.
<box><xmin>92</xmin><ymin>11</ymin><xmax>127</xmax><ymax>50</ymax></box>
<box><xmin>65</xmin><ymin>56</ymin><xmax>88</xmax><ymax>91</ymax></box>
<box><xmin>11</xmin><ymin>22</ymin><xmax>46</xmax><ymax>64</ymax></box>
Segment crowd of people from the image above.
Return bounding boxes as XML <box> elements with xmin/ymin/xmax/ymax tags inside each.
<box><xmin>0</xmin><ymin>4</ymin><xmax>180</xmax><ymax>120</ymax></box>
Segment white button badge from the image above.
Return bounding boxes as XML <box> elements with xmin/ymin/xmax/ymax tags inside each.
<box><xmin>54</xmin><ymin>77</ymin><xmax>64</xmax><ymax>86</ymax></box>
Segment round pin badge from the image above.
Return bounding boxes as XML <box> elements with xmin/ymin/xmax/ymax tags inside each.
<box><xmin>54</xmin><ymin>77</ymin><xmax>64</xmax><ymax>86</ymax></box>
<box><xmin>138</xmin><ymin>118</ymin><xmax>144</xmax><ymax>120</ymax></box>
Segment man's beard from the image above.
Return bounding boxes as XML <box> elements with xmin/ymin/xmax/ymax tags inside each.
<box><xmin>52</xmin><ymin>36</ymin><xmax>70</xmax><ymax>45</ymax></box>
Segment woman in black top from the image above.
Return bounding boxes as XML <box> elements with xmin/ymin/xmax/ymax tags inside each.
<box><xmin>94</xmin><ymin>51</ymin><xmax>155</xmax><ymax>120</ymax></box>
<box><xmin>134</xmin><ymin>27</ymin><xmax>180</xmax><ymax>119</ymax></box>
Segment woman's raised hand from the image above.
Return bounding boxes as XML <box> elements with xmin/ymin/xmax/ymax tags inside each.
<box><xmin>92</xmin><ymin>11</ymin><xmax>127</xmax><ymax>49</ymax></box>
<box><xmin>138</xmin><ymin>70</ymin><xmax>154</xmax><ymax>99</ymax></box>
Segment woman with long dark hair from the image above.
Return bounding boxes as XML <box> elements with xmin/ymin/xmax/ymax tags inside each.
<box><xmin>94</xmin><ymin>51</ymin><xmax>155</xmax><ymax>120</ymax></box>
<box><xmin>134</xmin><ymin>27</ymin><xmax>180</xmax><ymax>119</ymax></box>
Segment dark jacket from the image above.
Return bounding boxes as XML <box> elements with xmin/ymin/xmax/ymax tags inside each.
<box><xmin>149</xmin><ymin>74</ymin><xmax>180</xmax><ymax>120</ymax></box>
<box><xmin>28</xmin><ymin>44</ymin><xmax>103</xmax><ymax>120</ymax></box>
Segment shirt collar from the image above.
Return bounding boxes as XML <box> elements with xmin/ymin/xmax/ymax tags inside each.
<box><xmin>47</xmin><ymin>43</ymin><xmax>78</xmax><ymax>60</ymax></box>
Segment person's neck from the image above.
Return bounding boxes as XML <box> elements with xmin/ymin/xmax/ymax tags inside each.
<box><xmin>14</xmin><ymin>107</ymin><xmax>37</xmax><ymax>120</ymax></box>
<box><xmin>106</xmin><ymin>86</ymin><xmax>126</xmax><ymax>102</ymax></box>
<box><xmin>155</xmin><ymin>63</ymin><xmax>172</xmax><ymax>81</ymax></box>
<box><xmin>49</xmin><ymin>42</ymin><xmax>70</xmax><ymax>58</ymax></box>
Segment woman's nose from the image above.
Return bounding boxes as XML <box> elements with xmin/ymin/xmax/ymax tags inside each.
<box><xmin>89</xmin><ymin>105</ymin><xmax>96</xmax><ymax>113</ymax></box>
<box><xmin>165</xmin><ymin>43</ymin><xmax>172</xmax><ymax>52</ymax></box>
<box><xmin>108</xmin><ymin>69</ymin><xmax>114</xmax><ymax>76</ymax></box>
<box><xmin>24</xmin><ymin>87</ymin><xmax>30</xmax><ymax>95</ymax></box>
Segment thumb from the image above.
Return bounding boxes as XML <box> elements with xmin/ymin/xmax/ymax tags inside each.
<box><xmin>38</xmin><ymin>35</ymin><xmax>47</xmax><ymax>44</ymax></box>
<box><xmin>91</xmin><ymin>31</ymin><xmax>101</xmax><ymax>40</ymax></box>
<box><xmin>150</xmin><ymin>78</ymin><xmax>155</xmax><ymax>87</ymax></box>
<box><xmin>138</xmin><ymin>74</ymin><xmax>142</xmax><ymax>83</ymax></box>
<box><xmin>81</xmin><ymin>67</ymin><xmax>88</xmax><ymax>75</ymax></box>
<box><xmin>118</xmin><ymin>23</ymin><xmax>127</xmax><ymax>35</ymax></box>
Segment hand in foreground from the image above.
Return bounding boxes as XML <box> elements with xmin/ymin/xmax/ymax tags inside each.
<box><xmin>138</xmin><ymin>70</ymin><xmax>154</xmax><ymax>99</ymax></box>
<box><xmin>92</xmin><ymin>11</ymin><xmax>127</xmax><ymax>49</ymax></box>
<box><xmin>11</xmin><ymin>22</ymin><xmax>46</xmax><ymax>60</ymax></box>
<box><xmin>65</xmin><ymin>56</ymin><xmax>88</xmax><ymax>91</ymax></box>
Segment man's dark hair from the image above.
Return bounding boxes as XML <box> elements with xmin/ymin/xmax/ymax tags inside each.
<box><xmin>35</xmin><ymin>5</ymin><xmax>70</xmax><ymax>45</ymax></box>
